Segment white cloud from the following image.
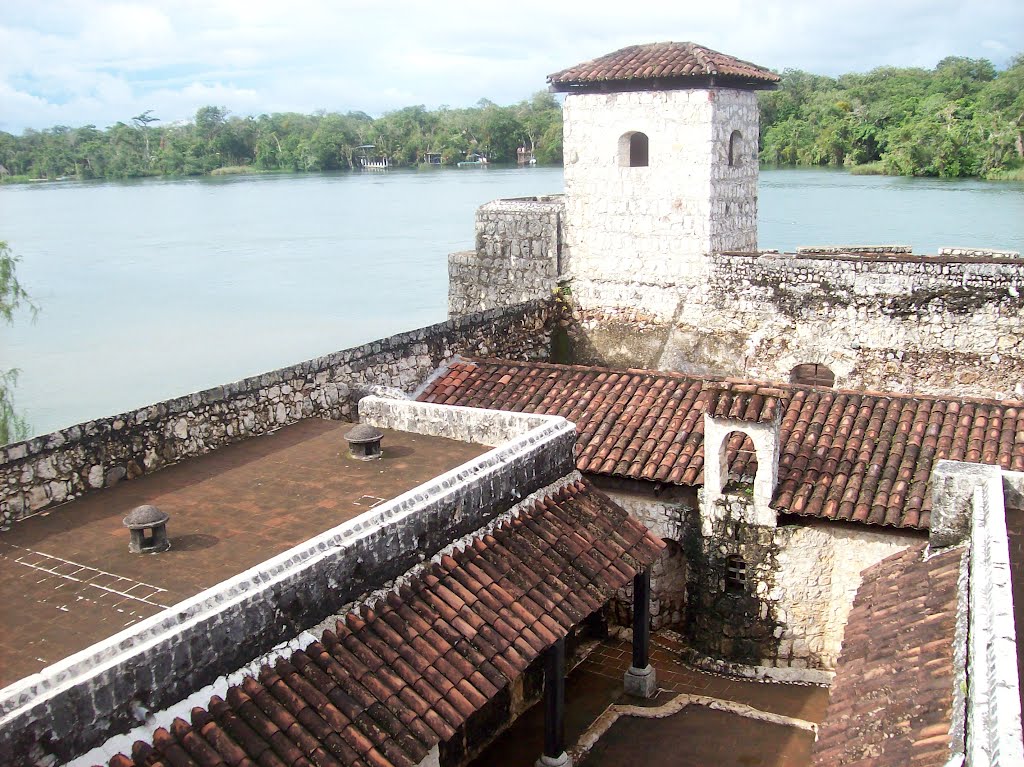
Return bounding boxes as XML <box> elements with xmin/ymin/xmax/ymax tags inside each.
<box><xmin>0</xmin><ymin>0</ymin><xmax>1021</xmax><ymax>132</ymax></box>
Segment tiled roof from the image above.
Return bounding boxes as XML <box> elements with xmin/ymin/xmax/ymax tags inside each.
<box><xmin>106</xmin><ymin>480</ymin><xmax>664</xmax><ymax>767</ymax></box>
<box><xmin>547</xmin><ymin>42</ymin><xmax>780</xmax><ymax>87</ymax></box>
<box><xmin>417</xmin><ymin>359</ymin><xmax>1024</xmax><ymax>530</ymax></box>
<box><xmin>812</xmin><ymin>543</ymin><xmax>963</xmax><ymax>766</ymax></box>
<box><xmin>703</xmin><ymin>381</ymin><xmax>788</xmax><ymax>424</ymax></box>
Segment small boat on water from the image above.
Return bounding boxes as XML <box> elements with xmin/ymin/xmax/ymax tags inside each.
<box><xmin>457</xmin><ymin>153</ymin><xmax>489</xmax><ymax>168</ymax></box>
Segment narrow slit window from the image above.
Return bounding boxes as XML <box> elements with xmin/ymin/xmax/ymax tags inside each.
<box><xmin>729</xmin><ymin>130</ymin><xmax>742</xmax><ymax>167</ymax></box>
<box><xmin>725</xmin><ymin>555</ymin><xmax>746</xmax><ymax>593</ymax></box>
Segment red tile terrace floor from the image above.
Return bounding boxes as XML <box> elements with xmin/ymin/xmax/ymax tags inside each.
<box><xmin>471</xmin><ymin>634</ymin><xmax>830</xmax><ymax>767</ymax></box>
<box><xmin>0</xmin><ymin>420</ymin><xmax>487</xmax><ymax>689</ymax></box>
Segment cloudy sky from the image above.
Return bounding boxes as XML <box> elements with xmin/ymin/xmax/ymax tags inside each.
<box><xmin>1</xmin><ymin>0</ymin><xmax>1021</xmax><ymax>133</ymax></box>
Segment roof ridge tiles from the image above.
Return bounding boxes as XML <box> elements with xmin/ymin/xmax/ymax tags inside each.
<box><xmin>423</xmin><ymin>359</ymin><xmax>1024</xmax><ymax>529</ymax></box>
<box><xmin>459</xmin><ymin>356</ymin><xmax>1024</xmax><ymax>408</ymax></box>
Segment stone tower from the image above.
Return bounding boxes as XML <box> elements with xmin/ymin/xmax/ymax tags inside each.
<box><xmin>548</xmin><ymin>42</ymin><xmax>779</xmax><ymax>311</ymax></box>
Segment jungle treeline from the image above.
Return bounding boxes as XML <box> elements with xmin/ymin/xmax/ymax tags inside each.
<box><xmin>0</xmin><ymin>93</ymin><xmax>564</xmax><ymax>180</ymax></box>
<box><xmin>1</xmin><ymin>54</ymin><xmax>1022</xmax><ymax>181</ymax></box>
<box><xmin>759</xmin><ymin>54</ymin><xmax>1024</xmax><ymax>178</ymax></box>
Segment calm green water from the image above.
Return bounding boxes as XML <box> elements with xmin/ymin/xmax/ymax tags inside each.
<box><xmin>0</xmin><ymin>166</ymin><xmax>1022</xmax><ymax>438</ymax></box>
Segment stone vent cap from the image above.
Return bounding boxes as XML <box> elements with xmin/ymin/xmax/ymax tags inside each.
<box><xmin>123</xmin><ymin>504</ymin><xmax>169</xmax><ymax>529</ymax></box>
<box><xmin>345</xmin><ymin>424</ymin><xmax>384</xmax><ymax>444</ymax></box>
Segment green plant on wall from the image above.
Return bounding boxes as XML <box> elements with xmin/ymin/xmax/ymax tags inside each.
<box><xmin>0</xmin><ymin>241</ymin><xmax>36</xmax><ymax>444</ymax></box>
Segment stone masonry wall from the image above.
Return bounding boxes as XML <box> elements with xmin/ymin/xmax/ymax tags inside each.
<box><xmin>562</xmin><ymin>88</ymin><xmax>758</xmax><ymax>291</ymax></box>
<box><xmin>772</xmin><ymin>520</ymin><xmax>920</xmax><ymax>671</ymax></box>
<box><xmin>0</xmin><ymin>300</ymin><xmax>555</xmax><ymax>526</ymax></box>
<box><xmin>689</xmin><ymin>498</ymin><xmax>920</xmax><ymax>673</ymax></box>
<box><xmin>562</xmin><ymin>250</ymin><xmax>1024</xmax><ymax>399</ymax></box>
<box><xmin>931</xmin><ymin>463</ymin><xmax>1024</xmax><ymax>765</ymax></box>
<box><xmin>608</xmin><ymin>486</ymin><xmax>920</xmax><ymax>673</ymax></box>
<box><xmin>680</xmin><ymin>251</ymin><xmax>1024</xmax><ymax>397</ymax></box>
<box><xmin>688</xmin><ymin>493</ymin><xmax>781</xmax><ymax>667</ymax></box>
<box><xmin>603</xmin><ymin>488</ymin><xmax>696</xmax><ymax>632</ymax></box>
<box><xmin>0</xmin><ymin>402</ymin><xmax>577</xmax><ymax>765</ymax></box>
<box><xmin>448</xmin><ymin>197</ymin><xmax>564</xmax><ymax>317</ymax></box>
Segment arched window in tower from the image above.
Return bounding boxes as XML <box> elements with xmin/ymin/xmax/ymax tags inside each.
<box><xmin>729</xmin><ymin>130</ymin><xmax>742</xmax><ymax>167</ymax></box>
<box><xmin>790</xmin><ymin>363</ymin><xmax>836</xmax><ymax>387</ymax></box>
<box><xmin>619</xmin><ymin>131</ymin><xmax>649</xmax><ymax>167</ymax></box>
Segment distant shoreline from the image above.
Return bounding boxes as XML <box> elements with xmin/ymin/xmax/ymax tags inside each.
<box><xmin>6</xmin><ymin>162</ymin><xmax>1023</xmax><ymax>187</ymax></box>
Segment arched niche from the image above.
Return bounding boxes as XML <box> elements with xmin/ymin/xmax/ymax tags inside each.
<box><xmin>651</xmin><ymin>538</ymin><xmax>687</xmax><ymax>631</ymax></box>
<box><xmin>702</xmin><ymin>413</ymin><xmax>781</xmax><ymax>528</ymax></box>
<box><xmin>618</xmin><ymin>131</ymin><xmax>649</xmax><ymax>167</ymax></box>
<box><xmin>790</xmin><ymin>363</ymin><xmax>836</xmax><ymax>387</ymax></box>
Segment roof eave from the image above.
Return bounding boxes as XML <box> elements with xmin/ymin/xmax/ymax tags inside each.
<box><xmin>548</xmin><ymin>74</ymin><xmax>780</xmax><ymax>94</ymax></box>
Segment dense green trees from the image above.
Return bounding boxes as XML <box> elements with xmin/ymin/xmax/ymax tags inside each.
<box><xmin>0</xmin><ymin>241</ymin><xmax>34</xmax><ymax>444</ymax></box>
<box><xmin>0</xmin><ymin>92</ymin><xmax>563</xmax><ymax>180</ymax></box>
<box><xmin>1</xmin><ymin>55</ymin><xmax>1019</xmax><ymax>181</ymax></box>
<box><xmin>758</xmin><ymin>55</ymin><xmax>1024</xmax><ymax>178</ymax></box>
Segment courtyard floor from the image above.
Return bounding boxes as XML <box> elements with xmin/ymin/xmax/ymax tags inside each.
<box><xmin>0</xmin><ymin>419</ymin><xmax>486</xmax><ymax>688</ymax></box>
<box><xmin>470</xmin><ymin>632</ymin><xmax>830</xmax><ymax>767</ymax></box>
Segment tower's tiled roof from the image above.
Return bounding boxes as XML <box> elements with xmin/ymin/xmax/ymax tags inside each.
<box><xmin>812</xmin><ymin>543</ymin><xmax>963</xmax><ymax>766</ymax></box>
<box><xmin>417</xmin><ymin>359</ymin><xmax>1024</xmax><ymax>530</ymax></box>
<box><xmin>106</xmin><ymin>480</ymin><xmax>664</xmax><ymax>767</ymax></box>
<box><xmin>547</xmin><ymin>42</ymin><xmax>780</xmax><ymax>88</ymax></box>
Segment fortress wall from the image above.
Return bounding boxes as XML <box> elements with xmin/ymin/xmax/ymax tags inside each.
<box><xmin>448</xmin><ymin>197</ymin><xmax>563</xmax><ymax>316</ymax></box>
<box><xmin>0</xmin><ymin>300</ymin><xmax>555</xmax><ymax>526</ymax></box>
<box><xmin>684</xmin><ymin>251</ymin><xmax>1024</xmax><ymax>396</ymax></box>
<box><xmin>562</xmin><ymin>251</ymin><xmax>1024</xmax><ymax>398</ymax></box>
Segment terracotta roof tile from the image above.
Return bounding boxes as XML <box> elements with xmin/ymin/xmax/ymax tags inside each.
<box><xmin>811</xmin><ymin>544</ymin><xmax>963</xmax><ymax>766</ymax></box>
<box><xmin>417</xmin><ymin>359</ymin><xmax>1024</xmax><ymax>530</ymax></box>
<box><xmin>548</xmin><ymin>41</ymin><xmax>779</xmax><ymax>88</ymax></box>
<box><xmin>109</xmin><ymin>480</ymin><xmax>663</xmax><ymax>767</ymax></box>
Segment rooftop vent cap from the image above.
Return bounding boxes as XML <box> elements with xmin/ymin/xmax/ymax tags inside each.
<box><xmin>345</xmin><ymin>424</ymin><xmax>384</xmax><ymax>461</ymax></box>
<box><xmin>123</xmin><ymin>504</ymin><xmax>171</xmax><ymax>554</ymax></box>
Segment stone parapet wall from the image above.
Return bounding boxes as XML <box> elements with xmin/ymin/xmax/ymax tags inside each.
<box><xmin>448</xmin><ymin>197</ymin><xmax>564</xmax><ymax>317</ymax></box>
<box><xmin>795</xmin><ymin>245</ymin><xmax>912</xmax><ymax>255</ymax></box>
<box><xmin>0</xmin><ymin>301</ymin><xmax>555</xmax><ymax>526</ymax></box>
<box><xmin>930</xmin><ymin>461</ymin><xmax>1024</xmax><ymax>766</ymax></box>
<box><xmin>940</xmin><ymin>246</ymin><xmax>1021</xmax><ymax>259</ymax></box>
<box><xmin>0</xmin><ymin>406</ymin><xmax>577</xmax><ymax>765</ymax></box>
<box><xmin>359</xmin><ymin>396</ymin><xmax>557</xmax><ymax>446</ymax></box>
<box><xmin>964</xmin><ymin>469</ymin><xmax>1024</xmax><ymax>766</ymax></box>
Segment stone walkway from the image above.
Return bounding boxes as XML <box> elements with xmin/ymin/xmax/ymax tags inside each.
<box><xmin>469</xmin><ymin>633</ymin><xmax>830</xmax><ymax>767</ymax></box>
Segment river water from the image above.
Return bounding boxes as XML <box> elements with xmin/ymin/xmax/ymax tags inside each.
<box><xmin>1</xmin><ymin>166</ymin><xmax>1022</xmax><ymax>439</ymax></box>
